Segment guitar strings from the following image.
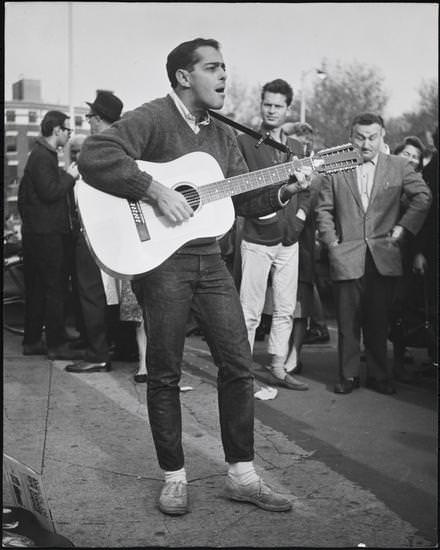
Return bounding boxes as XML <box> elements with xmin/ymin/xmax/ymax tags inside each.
<box><xmin>178</xmin><ymin>147</ymin><xmax>359</xmax><ymax>205</ymax></box>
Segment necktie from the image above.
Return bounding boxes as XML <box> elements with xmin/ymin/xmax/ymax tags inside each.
<box><xmin>360</xmin><ymin>160</ymin><xmax>374</xmax><ymax>211</ymax></box>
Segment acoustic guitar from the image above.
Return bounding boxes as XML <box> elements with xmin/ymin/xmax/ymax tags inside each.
<box><xmin>75</xmin><ymin>144</ymin><xmax>362</xmax><ymax>279</ymax></box>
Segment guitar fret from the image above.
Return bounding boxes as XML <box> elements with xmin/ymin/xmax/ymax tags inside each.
<box><xmin>201</xmin><ymin>162</ymin><xmax>295</xmax><ymax>203</ymax></box>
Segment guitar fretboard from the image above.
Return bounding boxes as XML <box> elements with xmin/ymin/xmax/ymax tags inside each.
<box><xmin>200</xmin><ymin>156</ymin><xmax>314</xmax><ymax>204</ymax></box>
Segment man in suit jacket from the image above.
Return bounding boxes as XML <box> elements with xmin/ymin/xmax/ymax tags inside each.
<box><xmin>315</xmin><ymin>113</ymin><xmax>431</xmax><ymax>395</ymax></box>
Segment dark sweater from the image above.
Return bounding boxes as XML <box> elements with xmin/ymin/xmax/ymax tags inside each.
<box><xmin>18</xmin><ymin>137</ymin><xmax>76</xmax><ymax>235</ymax></box>
<box><xmin>78</xmin><ymin>95</ymin><xmax>287</xmax><ymax>254</ymax></box>
<box><xmin>237</xmin><ymin>132</ymin><xmax>312</xmax><ymax>246</ymax></box>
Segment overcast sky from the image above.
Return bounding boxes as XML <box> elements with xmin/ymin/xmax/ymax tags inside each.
<box><xmin>4</xmin><ymin>2</ymin><xmax>438</xmax><ymax>118</ymax></box>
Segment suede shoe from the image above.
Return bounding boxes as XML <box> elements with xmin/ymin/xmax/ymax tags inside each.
<box><xmin>65</xmin><ymin>360</ymin><xmax>111</xmax><ymax>373</ymax></box>
<box><xmin>225</xmin><ymin>476</ymin><xmax>291</xmax><ymax>512</ymax></box>
<box><xmin>158</xmin><ymin>481</ymin><xmax>188</xmax><ymax>516</ymax></box>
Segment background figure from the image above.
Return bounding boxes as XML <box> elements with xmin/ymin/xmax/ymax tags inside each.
<box><xmin>67</xmin><ymin>134</ymin><xmax>88</xmax><ymax>344</ymax></box>
<box><xmin>302</xmin><ymin>284</ymin><xmax>330</xmax><ymax>344</ymax></box>
<box><xmin>284</xmin><ymin>121</ymin><xmax>315</xmax><ymax>157</ymax></box>
<box><xmin>316</xmin><ymin>113</ymin><xmax>431</xmax><ymax>396</ymax></box>
<box><xmin>290</xmin><ymin>122</ymin><xmax>331</xmax><ymax>346</ymax></box>
<box><xmin>237</xmin><ymin>78</ymin><xmax>311</xmax><ymax>391</ymax></box>
<box><xmin>17</xmin><ymin>110</ymin><xmax>84</xmax><ymax>360</ymax></box>
<box><xmin>284</xmin><ymin>178</ymin><xmax>322</xmax><ymax>374</ymax></box>
<box><xmin>66</xmin><ymin>91</ymin><xmax>124</xmax><ymax>374</ymax></box>
<box><xmin>393</xmin><ymin>136</ymin><xmax>425</xmax><ymax>172</ymax></box>
<box><xmin>119</xmin><ymin>279</ymin><xmax>148</xmax><ymax>383</ymax></box>
<box><xmin>411</xmin><ymin>128</ymin><xmax>438</xmax><ymax>370</ymax></box>
<box><xmin>389</xmin><ymin>135</ymin><xmax>427</xmax><ymax>381</ymax></box>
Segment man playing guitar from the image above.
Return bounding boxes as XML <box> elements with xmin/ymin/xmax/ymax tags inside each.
<box><xmin>78</xmin><ymin>37</ymin><xmax>315</xmax><ymax>517</ymax></box>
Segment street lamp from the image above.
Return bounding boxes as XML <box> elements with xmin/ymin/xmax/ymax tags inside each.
<box><xmin>300</xmin><ymin>68</ymin><xmax>327</xmax><ymax>123</ymax></box>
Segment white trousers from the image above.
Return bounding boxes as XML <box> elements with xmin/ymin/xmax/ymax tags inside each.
<box><xmin>240</xmin><ymin>240</ymin><xmax>299</xmax><ymax>360</ymax></box>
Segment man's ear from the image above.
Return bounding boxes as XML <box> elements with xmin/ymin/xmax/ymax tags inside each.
<box><xmin>175</xmin><ymin>68</ymin><xmax>192</xmax><ymax>88</ymax></box>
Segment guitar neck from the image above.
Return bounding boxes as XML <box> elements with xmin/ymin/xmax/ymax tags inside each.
<box><xmin>201</xmin><ymin>156</ymin><xmax>315</xmax><ymax>203</ymax></box>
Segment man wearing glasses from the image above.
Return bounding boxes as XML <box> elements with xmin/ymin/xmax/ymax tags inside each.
<box><xmin>18</xmin><ymin>110</ymin><xmax>83</xmax><ymax>360</ymax></box>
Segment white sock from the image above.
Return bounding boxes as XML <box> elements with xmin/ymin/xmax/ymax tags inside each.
<box><xmin>163</xmin><ymin>467</ymin><xmax>187</xmax><ymax>484</ymax></box>
<box><xmin>227</xmin><ymin>461</ymin><xmax>259</xmax><ymax>485</ymax></box>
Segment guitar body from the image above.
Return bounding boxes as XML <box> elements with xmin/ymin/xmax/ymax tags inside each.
<box><xmin>75</xmin><ymin>152</ymin><xmax>235</xmax><ymax>279</ymax></box>
<box><xmin>76</xmin><ymin>144</ymin><xmax>362</xmax><ymax>279</ymax></box>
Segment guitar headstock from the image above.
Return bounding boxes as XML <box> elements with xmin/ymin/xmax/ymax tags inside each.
<box><xmin>311</xmin><ymin>143</ymin><xmax>362</xmax><ymax>174</ymax></box>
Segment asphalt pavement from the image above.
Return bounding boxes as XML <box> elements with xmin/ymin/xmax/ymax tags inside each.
<box><xmin>3</xmin><ymin>317</ymin><xmax>438</xmax><ymax>548</ymax></box>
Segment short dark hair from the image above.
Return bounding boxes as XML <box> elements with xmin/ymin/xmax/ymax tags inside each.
<box><xmin>41</xmin><ymin>110</ymin><xmax>69</xmax><ymax>137</ymax></box>
<box><xmin>166</xmin><ymin>38</ymin><xmax>220</xmax><ymax>89</ymax></box>
<box><xmin>351</xmin><ymin>112</ymin><xmax>385</xmax><ymax>131</ymax></box>
<box><xmin>261</xmin><ymin>79</ymin><xmax>293</xmax><ymax>106</ymax></box>
<box><xmin>393</xmin><ymin>135</ymin><xmax>425</xmax><ymax>171</ymax></box>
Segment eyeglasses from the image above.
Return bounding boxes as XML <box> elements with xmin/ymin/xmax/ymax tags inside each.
<box><xmin>85</xmin><ymin>114</ymin><xmax>97</xmax><ymax>120</ymax></box>
<box><xmin>61</xmin><ymin>126</ymin><xmax>73</xmax><ymax>135</ymax></box>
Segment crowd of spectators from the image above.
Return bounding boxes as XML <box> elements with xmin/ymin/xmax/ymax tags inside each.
<box><xmin>4</xmin><ymin>83</ymin><xmax>437</xmax><ymax>393</ymax></box>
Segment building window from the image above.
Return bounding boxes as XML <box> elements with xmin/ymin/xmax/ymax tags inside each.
<box><xmin>6</xmin><ymin>165</ymin><xmax>18</xmax><ymax>187</ymax></box>
<box><xmin>6</xmin><ymin>135</ymin><xmax>17</xmax><ymax>153</ymax></box>
<box><xmin>28</xmin><ymin>111</ymin><xmax>38</xmax><ymax>123</ymax></box>
<box><xmin>75</xmin><ymin>115</ymin><xmax>83</xmax><ymax>128</ymax></box>
<box><xmin>6</xmin><ymin>110</ymin><xmax>16</xmax><ymax>122</ymax></box>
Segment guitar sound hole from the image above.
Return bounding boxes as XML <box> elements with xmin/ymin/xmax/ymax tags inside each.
<box><xmin>174</xmin><ymin>184</ymin><xmax>201</xmax><ymax>212</ymax></box>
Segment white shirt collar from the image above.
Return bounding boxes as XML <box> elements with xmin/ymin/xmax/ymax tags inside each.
<box><xmin>169</xmin><ymin>90</ymin><xmax>210</xmax><ymax>134</ymax></box>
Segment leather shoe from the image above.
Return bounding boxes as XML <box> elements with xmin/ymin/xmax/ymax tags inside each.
<box><xmin>23</xmin><ymin>341</ymin><xmax>47</xmax><ymax>356</ymax></box>
<box><xmin>366</xmin><ymin>377</ymin><xmax>396</xmax><ymax>395</ymax></box>
<box><xmin>134</xmin><ymin>373</ymin><xmax>147</xmax><ymax>383</ymax></box>
<box><xmin>65</xmin><ymin>360</ymin><xmax>111</xmax><ymax>373</ymax></box>
<box><xmin>334</xmin><ymin>377</ymin><xmax>360</xmax><ymax>394</ymax></box>
<box><xmin>48</xmin><ymin>344</ymin><xmax>85</xmax><ymax>361</ymax></box>
<box><xmin>278</xmin><ymin>373</ymin><xmax>308</xmax><ymax>391</ymax></box>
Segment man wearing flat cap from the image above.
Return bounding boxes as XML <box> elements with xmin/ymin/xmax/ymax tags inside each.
<box><xmin>65</xmin><ymin>91</ymin><xmax>124</xmax><ymax>374</ymax></box>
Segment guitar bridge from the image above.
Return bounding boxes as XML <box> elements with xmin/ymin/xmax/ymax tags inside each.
<box><xmin>127</xmin><ymin>200</ymin><xmax>151</xmax><ymax>242</ymax></box>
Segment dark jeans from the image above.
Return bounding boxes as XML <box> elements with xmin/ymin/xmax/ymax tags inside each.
<box><xmin>22</xmin><ymin>233</ymin><xmax>71</xmax><ymax>348</ymax></box>
<box><xmin>334</xmin><ymin>251</ymin><xmax>396</xmax><ymax>382</ymax></box>
<box><xmin>133</xmin><ymin>253</ymin><xmax>255</xmax><ymax>471</ymax></box>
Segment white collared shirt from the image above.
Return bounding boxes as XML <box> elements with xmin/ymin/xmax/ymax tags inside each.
<box><xmin>356</xmin><ymin>154</ymin><xmax>378</xmax><ymax>210</ymax></box>
<box><xmin>169</xmin><ymin>90</ymin><xmax>210</xmax><ymax>134</ymax></box>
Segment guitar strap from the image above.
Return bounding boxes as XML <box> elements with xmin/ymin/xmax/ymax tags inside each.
<box><xmin>208</xmin><ymin>110</ymin><xmax>293</xmax><ymax>158</ymax></box>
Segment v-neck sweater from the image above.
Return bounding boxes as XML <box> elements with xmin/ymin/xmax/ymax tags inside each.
<box><xmin>78</xmin><ymin>95</ymin><xmax>284</xmax><ymax>254</ymax></box>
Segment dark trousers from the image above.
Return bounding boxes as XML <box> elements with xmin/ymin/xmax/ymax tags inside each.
<box><xmin>334</xmin><ymin>251</ymin><xmax>396</xmax><ymax>382</ymax></box>
<box><xmin>75</xmin><ymin>233</ymin><xmax>110</xmax><ymax>362</ymax></box>
<box><xmin>133</xmin><ymin>253</ymin><xmax>255</xmax><ymax>471</ymax></box>
<box><xmin>22</xmin><ymin>233</ymin><xmax>70</xmax><ymax>348</ymax></box>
